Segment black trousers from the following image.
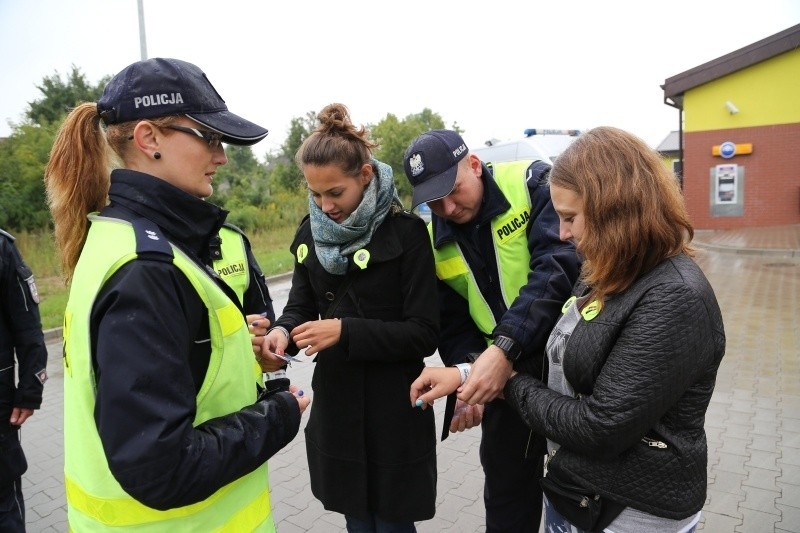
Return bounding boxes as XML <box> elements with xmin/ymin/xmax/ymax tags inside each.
<box><xmin>0</xmin><ymin>428</ymin><xmax>26</xmax><ymax>532</ymax></box>
<box><xmin>0</xmin><ymin>477</ymin><xmax>24</xmax><ymax>532</ymax></box>
<box><xmin>480</xmin><ymin>399</ymin><xmax>545</xmax><ymax>533</ymax></box>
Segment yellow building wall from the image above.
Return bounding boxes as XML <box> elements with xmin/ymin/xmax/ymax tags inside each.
<box><xmin>684</xmin><ymin>48</ymin><xmax>800</xmax><ymax>132</ymax></box>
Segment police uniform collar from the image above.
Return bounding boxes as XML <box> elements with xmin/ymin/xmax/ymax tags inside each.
<box><xmin>106</xmin><ymin>169</ymin><xmax>228</xmax><ymax>258</ymax></box>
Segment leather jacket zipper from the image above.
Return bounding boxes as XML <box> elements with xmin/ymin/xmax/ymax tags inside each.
<box><xmin>641</xmin><ymin>436</ymin><xmax>668</xmax><ymax>448</ymax></box>
<box><xmin>544</xmin><ymin>448</ymin><xmax>557</xmax><ymax>469</ymax></box>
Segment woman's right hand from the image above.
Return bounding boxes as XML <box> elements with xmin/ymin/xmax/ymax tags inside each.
<box><xmin>410</xmin><ymin>366</ymin><xmax>463</xmax><ymax>409</ymax></box>
<box><xmin>256</xmin><ymin>330</ymin><xmax>290</xmax><ymax>372</ymax></box>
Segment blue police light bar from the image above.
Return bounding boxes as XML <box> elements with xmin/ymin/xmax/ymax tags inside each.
<box><xmin>524</xmin><ymin>128</ymin><xmax>581</xmax><ymax>137</ymax></box>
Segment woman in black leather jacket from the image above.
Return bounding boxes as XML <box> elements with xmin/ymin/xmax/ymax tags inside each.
<box><xmin>412</xmin><ymin>126</ymin><xmax>726</xmax><ymax>532</ymax></box>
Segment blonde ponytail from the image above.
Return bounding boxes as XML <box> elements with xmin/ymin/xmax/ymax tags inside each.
<box><xmin>44</xmin><ymin>103</ymin><xmax>113</xmax><ymax>283</ymax></box>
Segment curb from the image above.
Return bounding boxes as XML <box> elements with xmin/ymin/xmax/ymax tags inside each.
<box><xmin>266</xmin><ymin>271</ymin><xmax>294</xmax><ymax>284</ymax></box>
<box><xmin>44</xmin><ymin>327</ymin><xmax>62</xmax><ymax>344</ymax></box>
<box><xmin>42</xmin><ymin>271</ymin><xmax>295</xmax><ymax>345</ymax></box>
<box><xmin>691</xmin><ymin>240</ymin><xmax>799</xmax><ymax>258</ymax></box>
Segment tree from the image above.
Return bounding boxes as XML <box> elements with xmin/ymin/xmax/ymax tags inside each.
<box><xmin>0</xmin><ymin>122</ymin><xmax>60</xmax><ymax>230</ymax></box>
<box><xmin>213</xmin><ymin>145</ymin><xmax>268</xmax><ymax>208</ymax></box>
<box><xmin>212</xmin><ymin>145</ymin><xmax>281</xmax><ymax>231</ymax></box>
<box><xmin>0</xmin><ymin>66</ymin><xmax>110</xmax><ymax>231</ymax></box>
<box><xmin>268</xmin><ymin>112</ymin><xmax>316</xmax><ymax>192</ymax></box>
<box><xmin>371</xmin><ymin>108</ymin><xmax>447</xmax><ymax>201</ymax></box>
<box><xmin>26</xmin><ymin>66</ymin><xmax>109</xmax><ymax>126</ymax></box>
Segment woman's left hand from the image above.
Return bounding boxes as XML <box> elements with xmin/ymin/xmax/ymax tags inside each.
<box><xmin>291</xmin><ymin>319</ymin><xmax>342</xmax><ymax>357</ymax></box>
<box><xmin>410</xmin><ymin>367</ymin><xmax>462</xmax><ymax>409</ymax></box>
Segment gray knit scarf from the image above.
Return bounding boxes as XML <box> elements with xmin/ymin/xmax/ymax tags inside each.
<box><xmin>309</xmin><ymin>159</ymin><xmax>402</xmax><ymax>275</ymax></box>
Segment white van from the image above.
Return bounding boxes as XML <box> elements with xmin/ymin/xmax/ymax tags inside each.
<box><xmin>472</xmin><ymin>129</ymin><xmax>579</xmax><ymax>165</ymax></box>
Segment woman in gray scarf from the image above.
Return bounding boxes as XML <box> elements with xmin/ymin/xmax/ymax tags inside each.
<box><xmin>260</xmin><ymin>103</ymin><xmax>440</xmax><ymax>532</ymax></box>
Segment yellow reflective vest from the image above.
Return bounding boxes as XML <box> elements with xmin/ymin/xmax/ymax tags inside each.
<box><xmin>213</xmin><ymin>224</ymin><xmax>264</xmax><ymax>385</ymax></box>
<box><xmin>62</xmin><ymin>216</ymin><xmax>275</xmax><ymax>532</ymax></box>
<box><xmin>214</xmin><ymin>225</ymin><xmax>250</xmax><ymax>306</ymax></box>
<box><xmin>430</xmin><ymin>160</ymin><xmax>534</xmax><ymax>337</ymax></box>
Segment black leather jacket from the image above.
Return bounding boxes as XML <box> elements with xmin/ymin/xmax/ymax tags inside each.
<box><xmin>504</xmin><ymin>254</ymin><xmax>726</xmax><ymax>519</ymax></box>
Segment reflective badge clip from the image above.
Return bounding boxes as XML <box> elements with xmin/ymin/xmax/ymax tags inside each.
<box><xmin>36</xmin><ymin>368</ymin><xmax>48</xmax><ymax>385</ymax></box>
<box><xmin>562</xmin><ymin>295</ymin><xmax>602</xmax><ymax>321</ymax></box>
<box><xmin>354</xmin><ymin>249</ymin><xmax>370</xmax><ymax>270</ymax></box>
<box><xmin>297</xmin><ymin>244</ymin><xmax>309</xmax><ymax>264</ymax></box>
<box><xmin>581</xmin><ymin>300</ymin><xmax>602</xmax><ymax>321</ymax></box>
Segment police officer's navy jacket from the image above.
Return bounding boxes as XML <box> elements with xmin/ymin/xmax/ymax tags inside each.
<box><xmin>0</xmin><ymin>229</ymin><xmax>47</xmax><ymax>426</ymax></box>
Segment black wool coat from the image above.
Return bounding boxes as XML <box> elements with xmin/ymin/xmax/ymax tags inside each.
<box><xmin>275</xmin><ymin>209</ymin><xmax>440</xmax><ymax>522</ymax></box>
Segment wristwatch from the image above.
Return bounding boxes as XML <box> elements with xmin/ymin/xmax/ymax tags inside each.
<box><xmin>493</xmin><ymin>335</ymin><xmax>522</xmax><ymax>362</ymax></box>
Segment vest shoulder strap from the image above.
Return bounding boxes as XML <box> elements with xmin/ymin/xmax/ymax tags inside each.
<box><xmin>222</xmin><ymin>222</ymin><xmax>246</xmax><ymax>237</ymax></box>
<box><xmin>221</xmin><ymin>223</ymin><xmax>253</xmax><ymax>259</ymax></box>
<box><xmin>131</xmin><ymin>218</ymin><xmax>173</xmax><ymax>262</ymax></box>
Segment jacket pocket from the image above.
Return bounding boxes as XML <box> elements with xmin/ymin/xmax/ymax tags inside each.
<box><xmin>540</xmin><ymin>474</ymin><xmax>604</xmax><ymax>530</ymax></box>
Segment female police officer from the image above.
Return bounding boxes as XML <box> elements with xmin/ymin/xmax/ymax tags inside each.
<box><xmin>44</xmin><ymin>58</ymin><xmax>308</xmax><ymax>531</ymax></box>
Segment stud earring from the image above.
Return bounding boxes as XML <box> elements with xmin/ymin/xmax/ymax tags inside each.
<box><xmin>154</xmin><ymin>152</ymin><xmax>162</xmax><ymax>160</ymax></box>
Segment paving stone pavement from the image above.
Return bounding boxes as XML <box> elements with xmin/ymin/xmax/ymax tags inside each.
<box><xmin>19</xmin><ymin>226</ymin><xmax>800</xmax><ymax>532</ymax></box>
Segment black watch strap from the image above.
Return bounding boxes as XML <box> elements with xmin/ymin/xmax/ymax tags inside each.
<box><xmin>494</xmin><ymin>335</ymin><xmax>522</xmax><ymax>362</ymax></box>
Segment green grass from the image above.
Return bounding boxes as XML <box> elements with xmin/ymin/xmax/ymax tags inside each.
<box><xmin>248</xmin><ymin>226</ymin><xmax>296</xmax><ymax>278</ymax></box>
<box><xmin>14</xmin><ymin>226</ymin><xmax>297</xmax><ymax>330</ymax></box>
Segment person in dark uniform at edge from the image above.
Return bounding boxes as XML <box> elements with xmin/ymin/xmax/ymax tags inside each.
<box><xmin>402</xmin><ymin>130</ymin><xmax>581</xmax><ymax>532</ymax></box>
<box><xmin>0</xmin><ymin>228</ymin><xmax>48</xmax><ymax>532</ymax></box>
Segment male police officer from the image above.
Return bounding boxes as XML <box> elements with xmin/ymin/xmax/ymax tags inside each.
<box><xmin>0</xmin><ymin>229</ymin><xmax>48</xmax><ymax>532</ymax></box>
<box><xmin>404</xmin><ymin>130</ymin><xmax>580</xmax><ymax>532</ymax></box>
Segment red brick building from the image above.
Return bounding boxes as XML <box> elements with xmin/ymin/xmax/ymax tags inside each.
<box><xmin>662</xmin><ymin>24</ymin><xmax>800</xmax><ymax>229</ymax></box>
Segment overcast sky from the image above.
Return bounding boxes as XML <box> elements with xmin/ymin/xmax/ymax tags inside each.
<box><xmin>1</xmin><ymin>0</ymin><xmax>798</xmax><ymax>159</ymax></box>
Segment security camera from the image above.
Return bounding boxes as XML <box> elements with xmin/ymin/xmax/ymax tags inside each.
<box><xmin>725</xmin><ymin>101</ymin><xmax>739</xmax><ymax>114</ymax></box>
